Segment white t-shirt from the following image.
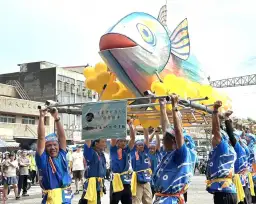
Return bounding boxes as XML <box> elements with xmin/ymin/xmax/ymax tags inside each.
<box><xmin>71</xmin><ymin>151</ymin><xmax>84</xmax><ymax>171</ymax></box>
<box><xmin>3</xmin><ymin>159</ymin><xmax>18</xmax><ymax>177</ymax></box>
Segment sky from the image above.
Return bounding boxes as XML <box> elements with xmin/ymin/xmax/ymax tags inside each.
<box><xmin>0</xmin><ymin>0</ymin><xmax>255</xmax><ymax>119</ymax></box>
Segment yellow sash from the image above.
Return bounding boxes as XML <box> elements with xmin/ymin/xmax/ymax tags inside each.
<box><xmin>112</xmin><ymin>171</ymin><xmax>129</xmax><ymax>193</ymax></box>
<box><xmin>206</xmin><ymin>177</ymin><xmax>233</xmax><ymax>188</ymax></box>
<box><xmin>131</xmin><ymin>168</ymin><xmax>152</xmax><ymax>196</ymax></box>
<box><xmin>43</xmin><ymin>188</ymin><xmax>66</xmax><ymax>204</ymax></box>
<box><xmin>84</xmin><ymin>177</ymin><xmax>103</xmax><ymax>204</ymax></box>
<box><xmin>233</xmin><ymin>174</ymin><xmax>245</xmax><ymax>202</ymax></box>
<box><xmin>248</xmin><ymin>172</ymin><xmax>255</xmax><ymax>196</ymax></box>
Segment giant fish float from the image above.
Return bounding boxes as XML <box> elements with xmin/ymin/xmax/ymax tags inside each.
<box><xmin>99</xmin><ymin>5</ymin><xmax>207</xmax><ymax>98</ymax></box>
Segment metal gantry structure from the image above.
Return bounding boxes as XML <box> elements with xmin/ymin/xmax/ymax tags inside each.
<box><xmin>210</xmin><ymin>74</ymin><xmax>256</xmax><ymax>88</ymax></box>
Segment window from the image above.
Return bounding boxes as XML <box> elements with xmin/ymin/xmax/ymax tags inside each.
<box><xmin>22</xmin><ymin>116</ymin><xmax>36</xmax><ymax>125</ymax></box>
<box><xmin>0</xmin><ymin>114</ymin><xmax>16</xmax><ymax>123</ymax></box>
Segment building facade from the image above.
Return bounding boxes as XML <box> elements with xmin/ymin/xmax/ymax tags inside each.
<box><xmin>0</xmin><ymin>83</ymin><xmax>54</xmax><ymax>149</ymax></box>
<box><xmin>0</xmin><ymin>61</ymin><xmax>97</xmax><ymax>142</ymax></box>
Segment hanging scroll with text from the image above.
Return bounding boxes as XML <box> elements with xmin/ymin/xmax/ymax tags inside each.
<box><xmin>82</xmin><ymin>100</ymin><xmax>127</xmax><ymax>140</ymax></box>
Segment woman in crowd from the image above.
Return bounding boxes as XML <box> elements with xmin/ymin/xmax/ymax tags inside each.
<box><xmin>2</xmin><ymin>152</ymin><xmax>19</xmax><ymax>201</ymax></box>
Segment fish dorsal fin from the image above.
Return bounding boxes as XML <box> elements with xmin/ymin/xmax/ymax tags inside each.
<box><xmin>158</xmin><ymin>5</ymin><xmax>167</xmax><ymax>26</ymax></box>
<box><xmin>170</xmin><ymin>18</ymin><xmax>190</xmax><ymax>60</ymax></box>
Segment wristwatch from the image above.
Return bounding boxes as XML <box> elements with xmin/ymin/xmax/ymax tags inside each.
<box><xmin>55</xmin><ymin>117</ymin><xmax>60</xmax><ymax>122</ymax></box>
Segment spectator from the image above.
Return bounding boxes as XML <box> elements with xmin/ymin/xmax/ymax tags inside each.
<box><xmin>18</xmin><ymin>150</ymin><xmax>30</xmax><ymax>197</ymax></box>
<box><xmin>71</xmin><ymin>145</ymin><xmax>85</xmax><ymax>194</ymax></box>
<box><xmin>28</xmin><ymin>150</ymin><xmax>37</xmax><ymax>185</ymax></box>
<box><xmin>2</xmin><ymin>152</ymin><xmax>19</xmax><ymax>200</ymax></box>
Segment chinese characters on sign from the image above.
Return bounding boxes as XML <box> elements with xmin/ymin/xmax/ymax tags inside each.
<box><xmin>82</xmin><ymin>100</ymin><xmax>127</xmax><ymax>140</ymax></box>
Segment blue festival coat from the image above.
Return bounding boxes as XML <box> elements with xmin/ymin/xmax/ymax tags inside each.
<box><xmin>36</xmin><ymin>149</ymin><xmax>72</xmax><ymax>204</ymax></box>
<box><xmin>130</xmin><ymin>144</ymin><xmax>151</xmax><ymax>183</ymax></box>
<box><xmin>206</xmin><ymin>139</ymin><xmax>237</xmax><ymax>194</ymax></box>
<box><xmin>110</xmin><ymin>145</ymin><xmax>131</xmax><ymax>184</ymax></box>
<box><xmin>83</xmin><ymin>143</ymin><xmax>106</xmax><ymax>191</ymax></box>
<box><xmin>153</xmin><ymin>144</ymin><xmax>193</xmax><ymax>204</ymax></box>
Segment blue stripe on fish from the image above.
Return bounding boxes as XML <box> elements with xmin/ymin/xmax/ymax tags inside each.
<box><xmin>170</xmin><ymin>26</ymin><xmax>188</xmax><ymax>42</ymax></box>
<box><xmin>172</xmin><ymin>42</ymin><xmax>190</xmax><ymax>50</ymax></box>
<box><xmin>171</xmin><ymin>35</ymin><xmax>189</xmax><ymax>45</ymax></box>
<box><xmin>171</xmin><ymin>49</ymin><xmax>190</xmax><ymax>56</ymax></box>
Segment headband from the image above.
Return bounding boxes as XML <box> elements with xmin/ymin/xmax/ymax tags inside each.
<box><xmin>45</xmin><ymin>133</ymin><xmax>58</xmax><ymax>143</ymax></box>
<box><xmin>135</xmin><ymin>140</ymin><xmax>144</xmax><ymax>145</ymax></box>
<box><xmin>166</xmin><ymin>127</ymin><xmax>176</xmax><ymax>138</ymax></box>
<box><xmin>149</xmin><ymin>141</ymin><xmax>156</xmax><ymax>147</ymax></box>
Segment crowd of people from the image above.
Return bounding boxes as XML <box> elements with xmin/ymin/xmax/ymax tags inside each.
<box><xmin>3</xmin><ymin>94</ymin><xmax>255</xmax><ymax>204</ymax></box>
<box><xmin>0</xmin><ymin>149</ymin><xmax>37</xmax><ymax>201</ymax></box>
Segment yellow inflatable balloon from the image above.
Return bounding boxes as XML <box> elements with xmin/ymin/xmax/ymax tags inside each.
<box><xmin>140</xmin><ymin>119</ymin><xmax>151</xmax><ymax>128</ymax></box>
<box><xmin>100</xmin><ymin>91</ymin><xmax>112</xmax><ymax>100</ymax></box>
<box><xmin>83</xmin><ymin>66</ymin><xmax>96</xmax><ymax>78</ymax></box>
<box><xmin>95</xmin><ymin>62</ymin><xmax>108</xmax><ymax>73</ymax></box>
<box><xmin>151</xmin><ymin>82</ymin><xmax>167</xmax><ymax>96</ymax></box>
<box><xmin>97</xmin><ymin>72</ymin><xmax>111</xmax><ymax>85</ymax></box>
<box><xmin>151</xmin><ymin>119</ymin><xmax>160</xmax><ymax>128</ymax></box>
<box><xmin>85</xmin><ymin>77</ymin><xmax>97</xmax><ymax>90</ymax></box>
<box><xmin>186</xmin><ymin>81</ymin><xmax>199</xmax><ymax>99</ymax></box>
<box><xmin>199</xmin><ymin>85</ymin><xmax>213</xmax><ymax>99</ymax></box>
<box><xmin>105</xmin><ymin>82</ymin><xmax>120</xmax><ymax>95</ymax></box>
<box><xmin>168</xmin><ymin>77</ymin><xmax>187</xmax><ymax>98</ymax></box>
<box><xmin>133</xmin><ymin>119</ymin><xmax>140</xmax><ymax>127</ymax></box>
<box><xmin>163</xmin><ymin>74</ymin><xmax>177</xmax><ymax>88</ymax></box>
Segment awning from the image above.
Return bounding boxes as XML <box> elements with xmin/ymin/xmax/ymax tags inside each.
<box><xmin>5</xmin><ymin>141</ymin><xmax>20</xmax><ymax>148</ymax></box>
<box><xmin>0</xmin><ymin>139</ymin><xmax>20</xmax><ymax>148</ymax></box>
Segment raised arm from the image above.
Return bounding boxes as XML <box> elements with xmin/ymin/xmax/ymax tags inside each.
<box><xmin>143</xmin><ymin>128</ymin><xmax>149</xmax><ymax>148</ymax></box>
<box><xmin>171</xmin><ymin>95</ymin><xmax>184</xmax><ymax>149</ymax></box>
<box><xmin>155</xmin><ymin>131</ymin><xmax>161</xmax><ymax>151</ymax></box>
<box><xmin>51</xmin><ymin>110</ymin><xmax>66</xmax><ymax>151</ymax></box>
<box><xmin>37</xmin><ymin>110</ymin><xmax>47</xmax><ymax>156</ymax></box>
<box><xmin>159</xmin><ymin>98</ymin><xmax>170</xmax><ymax>136</ymax></box>
<box><xmin>84</xmin><ymin>140</ymin><xmax>91</xmax><ymax>148</ymax></box>
<box><xmin>149</xmin><ymin>129</ymin><xmax>156</xmax><ymax>142</ymax></box>
<box><xmin>128</xmin><ymin>120</ymin><xmax>135</xmax><ymax>149</ymax></box>
<box><xmin>212</xmin><ymin>101</ymin><xmax>222</xmax><ymax>147</ymax></box>
<box><xmin>224</xmin><ymin>111</ymin><xmax>236</xmax><ymax>147</ymax></box>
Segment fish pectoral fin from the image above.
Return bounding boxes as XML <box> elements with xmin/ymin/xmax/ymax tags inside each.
<box><xmin>157</xmin><ymin>4</ymin><xmax>167</xmax><ymax>26</ymax></box>
<box><xmin>170</xmin><ymin>18</ymin><xmax>190</xmax><ymax>61</ymax></box>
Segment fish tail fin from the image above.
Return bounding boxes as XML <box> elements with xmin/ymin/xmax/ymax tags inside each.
<box><xmin>170</xmin><ymin>18</ymin><xmax>190</xmax><ymax>60</ymax></box>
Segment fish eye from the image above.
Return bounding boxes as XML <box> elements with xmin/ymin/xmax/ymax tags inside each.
<box><xmin>136</xmin><ymin>23</ymin><xmax>156</xmax><ymax>46</ymax></box>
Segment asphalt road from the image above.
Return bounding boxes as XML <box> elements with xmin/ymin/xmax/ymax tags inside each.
<box><xmin>5</xmin><ymin>175</ymin><xmax>213</xmax><ymax>204</ymax></box>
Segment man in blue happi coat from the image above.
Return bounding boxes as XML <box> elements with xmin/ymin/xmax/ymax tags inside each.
<box><xmin>36</xmin><ymin>109</ymin><xmax>72</xmax><ymax>204</ymax></box>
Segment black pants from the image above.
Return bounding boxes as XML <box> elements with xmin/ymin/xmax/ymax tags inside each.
<box><xmin>214</xmin><ymin>192</ymin><xmax>237</xmax><ymax>204</ymax></box>
<box><xmin>151</xmin><ymin>186</ymin><xmax>155</xmax><ymax>198</ymax></box>
<box><xmin>110</xmin><ymin>182</ymin><xmax>132</xmax><ymax>204</ymax></box>
<box><xmin>79</xmin><ymin>191</ymin><xmax>101</xmax><ymax>204</ymax></box>
<box><xmin>252</xmin><ymin>187</ymin><xmax>256</xmax><ymax>203</ymax></box>
<box><xmin>29</xmin><ymin>170</ymin><xmax>36</xmax><ymax>184</ymax></box>
<box><xmin>18</xmin><ymin>175</ymin><xmax>28</xmax><ymax>194</ymax></box>
<box><xmin>184</xmin><ymin>191</ymin><xmax>187</xmax><ymax>202</ymax></box>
